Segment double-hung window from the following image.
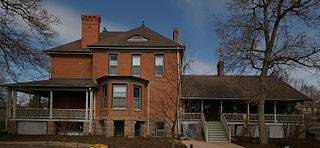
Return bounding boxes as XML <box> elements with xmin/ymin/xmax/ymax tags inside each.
<box><xmin>112</xmin><ymin>85</ymin><xmax>127</xmax><ymax>109</ymax></box>
<box><xmin>109</xmin><ymin>54</ymin><xmax>118</xmax><ymax>75</ymax></box>
<box><xmin>155</xmin><ymin>54</ymin><xmax>164</xmax><ymax>76</ymax></box>
<box><xmin>133</xmin><ymin>86</ymin><xmax>142</xmax><ymax>110</ymax></box>
<box><xmin>132</xmin><ymin>54</ymin><xmax>141</xmax><ymax>76</ymax></box>
<box><xmin>101</xmin><ymin>85</ymin><xmax>107</xmax><ymax>109</ymax></box>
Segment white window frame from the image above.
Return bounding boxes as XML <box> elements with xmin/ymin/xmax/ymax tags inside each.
<box><xmin>109</xmin><ymin>54</ymin><xmax>118</xmax><ymax>75</ymax></box>
<box><xmin>112</xmin><ymin>85</ymin><xmax>127</xmax><ymax>109</ymax></box>
<box><xmin>132</xmin><ymin>54</ymin><xmax>141</xmax><ymax>76</ymax></box>
<box><xmin>155</xmin><ymin>54</ymin><xmax>164</xmax><ymax>76</ymax></box>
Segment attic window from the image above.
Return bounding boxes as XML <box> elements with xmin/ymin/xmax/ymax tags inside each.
<box><xmin>127</xmin><ymin>35</ymin><xmax>148</xmax><ymax>42</ymax></box>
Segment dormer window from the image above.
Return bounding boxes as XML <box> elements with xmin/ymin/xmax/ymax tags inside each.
<box><xmin>127</xmin><ymin>35</ymin><xmax>148</xmax><ymax>42</ymax></box>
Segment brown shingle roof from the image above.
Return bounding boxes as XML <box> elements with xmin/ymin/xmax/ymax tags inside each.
<box><xmin>45</xmin><ymin>31</ymin><xmax>124</xmax><ymax>52</ymax></box>
<box><xmin>89</xmin><ymin>26</ymin><xmax>183</xmax><ymax>47</ymax></box>
<box><xmin>3</xmin><ymin>79</ymin><xmax>96</xmax><ymax>88</ymax></box>
<box><xmin>46</xmin><ymin>26</ymin><xmax>183</xmax><ymax>53</ymax></box>
<box><xmin>182</xmin><ymin>75</ymin><xmax>310</xmax><ymax>101</ymax></box>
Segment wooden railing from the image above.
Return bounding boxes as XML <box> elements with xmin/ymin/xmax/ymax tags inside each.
<box><xmin>182</xmin><ymin>113</ymin><xmax>202</xmax><ymax>121</ymax></box>
<box><xmin>201</xmin><ymin>113</ymin><xmax>208</xmax><ymax>142</ymax></box>
<box><xmin>16</xmin><ymin>108</ymin><xmax>86</xmax><ymax>119</ymax></box>
<box><xmin>223</xmin><ymin>113</ymin><xmax>303</xmax><ymax>123</ymax></box>
<box><xmin>220</xmin><ymin>114</ymin><xmax>231</xmax><ymax>142</ymax></box>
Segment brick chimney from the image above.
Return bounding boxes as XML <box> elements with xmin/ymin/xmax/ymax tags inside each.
<box><xmin>173</xmin><ymin>28</ymin><xmax>179</xmax><ymax>43</ymax></box>
<box><xmin>81</xmin><ymin>15</ymin><xmax>101</xmax><ymax>48</ymax></box>
<box><xmin>217</xmin><ymin>61</ymin><xmax>224</xmax><ymax>76</ymax></box>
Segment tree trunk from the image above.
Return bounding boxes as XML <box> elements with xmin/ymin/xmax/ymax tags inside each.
<box><xmin>171</xmin><ymin>127</ymin><xmax>175</xmax><ymax>148</ymax></box>
<box><xmin>258</xmin><ymin>77</ymin><xmax>268</xmax><ymax>144</ymax></box>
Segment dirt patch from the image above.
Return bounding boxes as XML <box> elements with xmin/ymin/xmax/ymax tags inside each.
<box><xmin>0</xmin><ymin>135</ymin><xmax>186</xmax><ymax>148</ymax></box>
<box><xmin>233</xmin><ymin>136</ymin><xmax>320</xmax><ymax>148</ymax></box>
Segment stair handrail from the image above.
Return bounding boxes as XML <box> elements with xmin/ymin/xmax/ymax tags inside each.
<box><xmin>201</xmin><ymin>113</ymin><xmax>208</xmax><ymax>142</ymax></box>
<box><xmin>221</xmin><ymin>113</ymin><xmax>231</xmax><ymax>142</ymax></box>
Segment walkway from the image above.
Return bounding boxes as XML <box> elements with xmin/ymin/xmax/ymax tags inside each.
<box><xmin>186</xmin><ymin>140</ymin><xmax>244</xmax><ymax>148</ymax></box>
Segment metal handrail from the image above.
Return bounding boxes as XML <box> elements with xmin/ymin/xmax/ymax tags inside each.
<box><xmin>201</xmin><ymin>113</ymin><xmax>208</xmax><ymax>142</ymax></box>
<box><xmin>221</xmin><ymin>113</ymin><xmax>231</xmax><ymax>142</ymax></box>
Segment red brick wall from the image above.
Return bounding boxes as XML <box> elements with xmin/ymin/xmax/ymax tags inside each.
<box><xmin>51</xmin><ymin>55</ymin><xmax>92</xmax><ymax>78</ymax></box>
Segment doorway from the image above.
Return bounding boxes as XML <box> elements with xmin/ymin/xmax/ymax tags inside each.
<box><xmin>114</xmin><ymin>121</ymin><xmax>124</xmax><ymax>137</ymax></box>
<box><xmin>204</xmin><ymin>101</ymin><xmax>221</xmax><ymax>121</ymax></box>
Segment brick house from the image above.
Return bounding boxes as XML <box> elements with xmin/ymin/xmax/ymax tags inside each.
<box><xmin>4</xmin><ymin>14</ymin><xmax>184</xmax><ymax>137</ymax></box>
<box><xmin>3</xmin><ymin>14</ymin><xmax>310</xmax><ymax>142</ymax></box>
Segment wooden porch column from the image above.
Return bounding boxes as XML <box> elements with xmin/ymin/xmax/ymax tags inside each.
<box><xmin>220</xmin><ymin>100</ymin><xmax>223</xmax><ymax>114</ymax></box>
<box><xmin>49</xmin><ymin>90</ymin><xmax>53</xmax><ymax>119</ymax></box>
<box><xmin>85</xmin><ymin>91</ymin><xmax>88</xmax><ymax>120</ymax></box>
<box><xmin>12</xmin><ymin>91</ymin><xmax>17</xmax><ymax>119</ymax></box>
<box><xmin>89</xmin><ymin>90</ymin><xmax>94</xmax><ymax>134</ymax></box>
<box><xmin>201</xmin><ymin>100</ymin><xmax>203</xmax><ymax>114</ymax></box>
<box><xmin>7</xmin><ymin>90</ymin><xmax>12</xmax><ymax>119</ymax></box>
<box><xmin>247</xmin><ymin>102</ymin><xmax>250</xmax><ymax>115</ymax></box>
<box><xmin>274</xmin><ymin>101</ymin><xmax>277</xmax><ymax>123</ymax></box>
<box><xmin>93</xmin><ymin>91</ymin><xmax>96</xmax><ymax>119</ymax></box>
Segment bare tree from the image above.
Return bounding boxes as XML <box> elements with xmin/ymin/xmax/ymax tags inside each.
<box><xmin>216</xmin><ymin>0</ymin><xmax>320</xmax><ymax>144</ymax></box>
<box><xmin>0</xmin><ymin>0</ymin><xmax>60</xmax><ymax>81</ymax></box>
<box><xmin>152</xmin><ymin>47</ymin><xmax>194</xmax><ymax>148</ymax></box>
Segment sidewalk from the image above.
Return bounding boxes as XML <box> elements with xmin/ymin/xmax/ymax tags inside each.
<box><xmin>186</xmin><ymin>140</ymin><xmax>244</xmax><ymax>148</ymax></box>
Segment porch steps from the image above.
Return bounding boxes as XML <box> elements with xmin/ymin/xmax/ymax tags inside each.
<box><xmin>206</xmin><ymin>121</ymin><xmax>229</xmax><ymax>142</ymax></box>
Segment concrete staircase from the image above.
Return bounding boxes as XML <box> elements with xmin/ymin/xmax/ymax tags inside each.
<box><xmin>206</xmin><ymin>121</ymin><xmax>229</xmax><ymax>142</ymax></box>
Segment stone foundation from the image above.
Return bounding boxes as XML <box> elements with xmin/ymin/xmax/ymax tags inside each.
<box><xmin>7</xmin><ymin>120</ymin><xmax>17</xmax><ymax>134</ymax></box>
<box><xmin>47</xmin><ymin>121</ymin><xmax>56</xmax><ymax>135</ymax></box>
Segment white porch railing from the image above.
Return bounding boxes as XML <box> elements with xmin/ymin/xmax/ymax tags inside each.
<box><xmin>201</xmin><ymin>113</ymin><xmax>208</xmax><ymax>142</ymax></box>
<box><xmin>220</xmin><ymin>114</ymin><xmax>231</xmax><ymax>142</ymax></box>
<box><xmin>182</xmin><ymin>113</ymin><xmax>202</xmax><ymax>121</ymax></box>
<box><xmin>16</xmin><ymin>108</ymin><xmax>86</xmax><ymax>119</ymax></box>
<box><xmin>223</xmin><ymin>113</ymin><xmax>303</xmax><ymax>123</ymax></box>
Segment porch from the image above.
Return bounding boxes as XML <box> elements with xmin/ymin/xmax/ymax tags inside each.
<box><xmin>3</xmin><ymin>79</ymin><xmax>97</xmax><ymax>135</ymax></box>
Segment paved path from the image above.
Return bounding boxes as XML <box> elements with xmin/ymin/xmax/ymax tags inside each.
<box><xmin>186</xmin><ymin>140</ymin><xmax>244</xmax><ymax>148</ymax></box>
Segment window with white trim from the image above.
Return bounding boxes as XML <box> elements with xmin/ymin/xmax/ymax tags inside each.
<box><xmin>155</xmin><ymin>54</ymin><xmax>164</xmax><ymax>76</ymax></box>
<box><xmin>101</xmin><ymin>85</ymin><xmax>107</xmax><ymax>109</ymax></box>
<box><xmin>133</xmin><ymin>85</ymin><xmax>142</xmax><ymax>110</ymax></box>
<box><xmin>109</xmin><ymin>54</ymin><xmax>118</xmax><ymax>75</ymax></box>
<box><xmin>132</xmin><ymin>54</ymin><xmax>141</xmax><ymax>76</ymax></box>
<box><xmin>112</xmin><ymin>85</ymin><xmax>127</xmax><ymax>109</ymax></box>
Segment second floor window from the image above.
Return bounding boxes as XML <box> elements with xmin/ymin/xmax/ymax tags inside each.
<box><xmin>112</xmin><ymin>85</ymin><xmax>127</xmax><ymax>109</ymax></box>
<box><xmin>132</xmin><ymin>54</ymin><xmax>141</xmax><ymax>76</ymax></box>
<box><xmin>155</xmin><ymin>54</ymin><xmax>164</xmax><ymax>76</ymax></box>
<box><xmin>109</xmin><ymin>54</ymin><xmax>118</xmax><ymax>75</ymax></box>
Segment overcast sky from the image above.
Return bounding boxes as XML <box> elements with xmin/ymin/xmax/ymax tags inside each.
<box><xmin>45</xmin><ymin>0</ymin><xmax>319</xmax><ymax>86</ymax></box>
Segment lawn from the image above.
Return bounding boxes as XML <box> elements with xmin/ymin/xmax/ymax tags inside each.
<box><xmin>0</xmin><ymin>135</ymin><xmax>187</xmax><ymax>148</ymax></box>
<box><xmin>233</xmin><ymin>136</ymin><xmax>320</xmax><ymax>148</ymax></box>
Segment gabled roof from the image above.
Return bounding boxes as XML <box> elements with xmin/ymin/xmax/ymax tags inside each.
<box><xmin>89</xmin><ymin>26</ymin><xmax>183</xmax><ymax>47</ymax></box>
<box><xmin>45</xmin><ymin>32</ymin><xmax>123</xmax><ymax>52</ymax></box>
<box><xmin>181</xmin><ymin>75</ymin><xmax>310</xmax><ymax>101</ymax></box>
<box><xmin>45</xmin><ymin>25</ymin><xmax>183</xmax><ymax>53</ymax></box>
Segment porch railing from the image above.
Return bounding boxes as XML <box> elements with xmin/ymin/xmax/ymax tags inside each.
<box><xmin>220</xmin><ymin>114</ymin><xmax>231</xmax><ymax>142</ymax></box>
<box><xmin>223</xmin><ymin>113</ymin><xmax>303</xmax><ymax>123</ymax></box>
<box><xmin>182</xmin><ymin>113</ymin><xmax>202</xmax><ymax>121</ymax></box>
<box><xmin>201</xmin><ymin>113</ymin><xmax>208</xmax><ymax>142</ymax></box>
<box><xmin>16</xmin><ymin>108</ymin><xmax>86</xmax><ymax>119</ymax></box>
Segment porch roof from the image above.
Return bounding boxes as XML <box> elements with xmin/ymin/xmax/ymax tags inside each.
<box><xmin>3</xmin><ymin>79</ymin><xmax>96</xmax><ymax>90</ymax></box>
<box><xmin>181</xmin><ymin>75</ymin><xmax>310</xmax><ymax>101</ymax></box>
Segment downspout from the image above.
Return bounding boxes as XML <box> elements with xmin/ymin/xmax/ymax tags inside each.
<box><xmin>176</xmin><ymin>47</ymin><xmax>181</xmax><ymax>136</ymax></box>
<box><xmin>147</xmin><ymin>83</ymin><xmax>150</xmax><ymax>136</ymax></box>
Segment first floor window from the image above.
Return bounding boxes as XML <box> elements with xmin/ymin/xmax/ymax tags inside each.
<box><xmin>112</xmin><ymin>85</ymin><xmax>127</xmax><ymax>109</ymax></box>
<box><xmin>133</xmin><ymin>86</ymin><xmax>142</xmax><ymax>110</ymax></box>
<box><xmin>101</xmin><ymin>85</ymin><xmax>107</xmax><ymax>109</ymax></box>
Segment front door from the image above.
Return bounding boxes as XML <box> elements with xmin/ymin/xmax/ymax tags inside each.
<box><xmin>205</xmin><ymin>101</ymin><xmax>220</xmax><ymax>121</ymax></box>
